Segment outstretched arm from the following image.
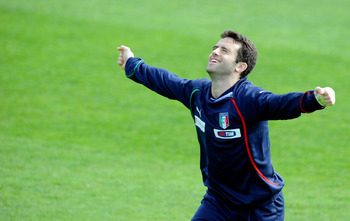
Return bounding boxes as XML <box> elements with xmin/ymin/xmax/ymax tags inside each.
<box><xmin>242</xmin><ymin>85</ymin><xmax>336</xmax><ymax>121</ymax></box>
<box><xmin>117</xmin><ymin>45</ymin><xmax>134</xmax><ymax>70</ymax></box>
<box><xmin>314</xmin><ymin>87</ymin><xmax>336</xmax><ymax>106</ymax></box>
<box><xmin>116</xmin><ymin>45</ymin><xmax>205</xmax><ymax>109</ymax></box>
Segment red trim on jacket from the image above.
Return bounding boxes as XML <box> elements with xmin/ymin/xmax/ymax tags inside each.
<box><xmin>300</xmin><ymin>91</ymin><xmax>316</xmax><ymax>113</ymax></box>
<box><xmin>230</xmin><ymin>98</ymin><xmax>279</xmax><ymax>186</ymax></box>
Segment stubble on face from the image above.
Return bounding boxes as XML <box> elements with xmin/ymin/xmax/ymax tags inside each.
<box><xmin>206</xmin><ymin>38</ymin><xmax>241</xmax><ymax>76</ymax></box>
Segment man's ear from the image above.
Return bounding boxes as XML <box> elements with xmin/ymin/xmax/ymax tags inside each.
<box><xmin>235</xmin><ymin>62</ymin><xmax>248</xmax><ymax>73</ymax></box>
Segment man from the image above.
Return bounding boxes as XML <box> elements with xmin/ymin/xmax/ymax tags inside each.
<box><xmin>117</xmin><ymin>30</ymin><xmax>335</xmax><ymax>221</ymax></box>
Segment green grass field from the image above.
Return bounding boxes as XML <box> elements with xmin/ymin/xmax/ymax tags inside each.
<box><xmin>1</xmin><ymin>0</ymin><xmax>349</xmax><ymax>220</ymax></box>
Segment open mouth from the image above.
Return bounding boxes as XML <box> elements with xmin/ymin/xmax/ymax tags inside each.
<box><xmin>210</xmin><ymin>58</ymin><xmax>220</xmax><ymax>64</ymax></box>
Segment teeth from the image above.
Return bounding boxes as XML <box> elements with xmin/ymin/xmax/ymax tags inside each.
<box><xmin>211</xmin><ymin>59</ymin><xmax>218</xmax><ymax>63</ymax></box>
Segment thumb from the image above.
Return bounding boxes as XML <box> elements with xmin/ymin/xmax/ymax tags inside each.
<box><xmin>117</xmin><ymin>45</ymin><xmax>134</xmax><ymax>58</ymax></box>
<box><xmin>117</xmin><ymin>45</ymin><xmax>125</xmax><ymax>51</ymax></box>
<box><xmin>117</xmin><ymin>45</ymin><xmax>130</xmax><ymax>53</ymax></box>
<box><xmin>315</xmin><ymin>86</ymin><xmax>324</xmax><ymax>95</ymax></box>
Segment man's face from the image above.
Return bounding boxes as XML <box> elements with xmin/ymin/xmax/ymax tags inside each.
<box><xmin>206</xmin><ymin>37</ymin><xmax>241</xmax><ymax>75</ymax></box>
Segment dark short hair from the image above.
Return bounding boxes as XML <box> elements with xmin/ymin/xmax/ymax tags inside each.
<box><xmin>221</xmin><ymin>30</ymin><xmax>258</xmax><ymax>78</ymax></box>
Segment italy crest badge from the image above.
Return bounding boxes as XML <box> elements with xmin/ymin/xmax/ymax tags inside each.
<box><xmin>219</xmin><ymin>112</ymin><xmax>229</xmax><ymax>129</ymax></box>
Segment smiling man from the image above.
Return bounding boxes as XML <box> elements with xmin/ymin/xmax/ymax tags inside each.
<box><xmin>117</xmin><ymin>30</ymin><xmax>335</xmax><ymax>221</ymax></box>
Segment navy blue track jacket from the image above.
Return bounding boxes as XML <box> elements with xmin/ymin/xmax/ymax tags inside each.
<box><xmin>124</xmin><ymin>57</ymin><xmax>324</xmax><ymax>206</ymax></box>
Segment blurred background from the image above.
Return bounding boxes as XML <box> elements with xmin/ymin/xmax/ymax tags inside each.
<box><xmin>1</xmin><ymin>0</ymin><xmax>349</xmax><ymax>220</ymax></box>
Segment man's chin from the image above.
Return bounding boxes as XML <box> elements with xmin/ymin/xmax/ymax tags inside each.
<box><xmin>206</xmin><ymin>66</ymin><xmax>215</xmax><ymax>74</ymax></box>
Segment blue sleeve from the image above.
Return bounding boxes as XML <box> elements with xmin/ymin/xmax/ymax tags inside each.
<box><xmin>124</xmin><ymin>57</ymin><xmax>206</xmax><ymax>109</ymax></box>
<box><xmin>238</xmin><ymin>86</ymin><xmax>325</xmax><ymax>121</ymax></box>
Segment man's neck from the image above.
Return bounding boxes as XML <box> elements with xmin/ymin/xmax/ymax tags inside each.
<box><xmin>209</xmin><ymin>73</ymin><xmax>240</xmax><ymax>99</ymax></box>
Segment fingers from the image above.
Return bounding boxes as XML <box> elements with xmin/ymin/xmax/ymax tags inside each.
<box><xmin>323</xmin><ymin>87</ymin><xmax>335</xmax><ymax>106</ymax></box>
<box><xmin>117</xmin><ymin>53</ymin><xmax>124</xmax><ymax>66</ymax></box>
<box><xmin>315</xmin><ymin>86</ymin><xmax>336</xmax><ymax>106</ymax></box>
<box><xmin>117</xmin><ymin>48</ymin><xmax>125</xmax><ymax>68</ymax></box>
<box><xmin>117</xmin><ymin>45</ymin><xmax>133</xmax><ymax>70</ymax></box>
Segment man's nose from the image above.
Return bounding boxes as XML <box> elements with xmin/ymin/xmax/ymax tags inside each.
<box><xmin>212</xmin><ymin>48</ymin><xmax>219</xmax><ymax>56</ymax></box>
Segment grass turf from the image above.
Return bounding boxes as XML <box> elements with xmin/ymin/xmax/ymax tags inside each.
<box><xmin>1</xmin><ymin>0</ymin><xmax>349</xmax><ymax>220</ymax></box>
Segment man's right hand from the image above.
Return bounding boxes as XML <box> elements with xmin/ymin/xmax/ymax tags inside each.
<box><xmin>117</xmin><ymin>45</ymin><xmax>134</xmax><ymax>70</ymax></box>
<box><xmin>314</xmin><ymin>86</ymin><xmax>336</xmax><ymax>106</ymax></box>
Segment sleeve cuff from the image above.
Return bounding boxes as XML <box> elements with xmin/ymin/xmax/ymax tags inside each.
<box><xmin>300</xmin><ymin>91</ymin><xmax>325</xmax><ymax>113</ymax></box>
<box><xmin>125</xmin><ymin>57</ymin><xmax>143</xmax><ymax>78</ymax></box>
